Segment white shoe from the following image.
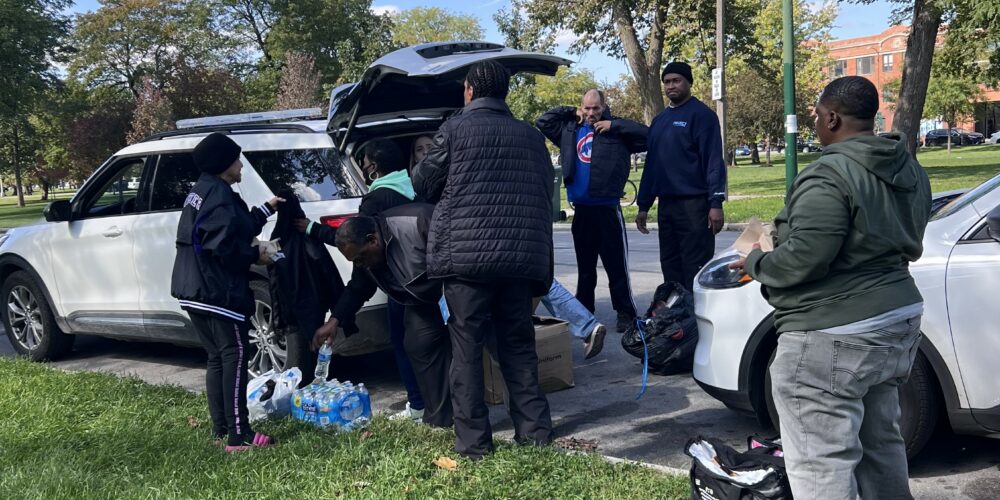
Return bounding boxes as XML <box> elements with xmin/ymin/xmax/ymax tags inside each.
<box><xmin>390</xmin><ymin>403</ymin><xmax>425</xmax><ymax>422</ymax></box>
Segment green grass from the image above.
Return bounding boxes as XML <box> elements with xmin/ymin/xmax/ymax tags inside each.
<box><xmin>0</xmin><ymin>190</ymin><xmax>74</xmax><ymax>229</ymax></box>
<box><xmin>561</xmin><ymin>144</ymin><xmax>1000</xmax><ymax>224</ymax></box>
<box><xmin>0</xmin><ymin>358</ymin><xmax>688</xmax><ymax>499</ymax></box>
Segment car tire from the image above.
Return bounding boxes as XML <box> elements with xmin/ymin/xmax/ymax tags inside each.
<box><xmin>763</xmin><ymin>347</ymin><xmax>939</xmax><ymax>460</ymax></box>
<box><xmin>1</xmin><ymin>271</ymin><xmax>74</xmax><ymax>361</ymax></box>
<box><xmin>246</xmin><ymin>280</ymin><xmax>286</xmax><ymax>377</ymax></box>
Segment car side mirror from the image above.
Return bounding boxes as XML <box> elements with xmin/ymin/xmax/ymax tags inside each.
<box><xmin>987</xmin><ymin>205</ymin><xmax>1000</xmax><ymax>243</ymax></box>
<box><xmin>43</xmin><ymin>200</ymin><xmax>72</xmax><ymax>222</ymax></box>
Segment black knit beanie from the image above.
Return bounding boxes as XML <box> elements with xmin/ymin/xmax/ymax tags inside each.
<box><xmin>661</xmin><ymin>61</ymin><xmax>694</xmax><ymax>84</ymax></box>
<box><xmin>193</xmin><ymin>132</ymin><xmax>241</xmax><ymax>175</ymax></box>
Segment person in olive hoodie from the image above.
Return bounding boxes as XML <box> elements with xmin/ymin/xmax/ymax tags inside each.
<box><xmin>731</xmin><ymin>77</ymin><xmax>931</xmax><ymax>499</ymax></box>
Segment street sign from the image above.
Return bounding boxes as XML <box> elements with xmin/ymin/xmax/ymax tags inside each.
<box><xmin>711</xmin><ymin>68</ymin><xmax>723</xmax><ymax>101</ymax></box>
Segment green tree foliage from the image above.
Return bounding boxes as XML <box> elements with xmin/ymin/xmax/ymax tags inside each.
<box><xmin>391</xmin><ymin>7</ymin><xmax>484</xmax><ymax>47</ymax></box>
<box><xmin>0</xmin><ymin>0</ymin><xmax>71</xmax><ymax>207</ymax></box>
<box><xmin>923</xmin><ymin>65</ymin><xmax>983</xmax><ymax>152</ymax></box>
<box><xmin>604</xmin><ymin>76</ymin><xmax>645</xmax><ymax>123</ymax></box>
<box><xmin>508</xmin><ymin>66</ymin><xmax>601</xmax><ymax>125</ymax></box>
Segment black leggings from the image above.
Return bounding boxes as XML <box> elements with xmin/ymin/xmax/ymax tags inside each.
<box><xmin>190</xmin><ymin>311</ymin><xmax>254</xmax><ymax>446</ymax></box>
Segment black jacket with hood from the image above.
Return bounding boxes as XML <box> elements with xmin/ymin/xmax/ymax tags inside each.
<box><xmin>171</xmin><ymin>174</ymin><xmax>274</xmax><ymax>323</ymax></box>
<box><xmin>535</xmin><ymin>105</ymin><xmax>648</xmax><ymax>200</ymax></box>
<box><xmin>411</xmin><ymin>97</ymin><xmax>554</xmax><ymax>296</ymax></box>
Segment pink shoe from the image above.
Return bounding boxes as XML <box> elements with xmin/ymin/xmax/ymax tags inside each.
<box><xmin>224</xmin><ymin>432</ymin><xmax>277</xmax><ymax>453</ymax></box>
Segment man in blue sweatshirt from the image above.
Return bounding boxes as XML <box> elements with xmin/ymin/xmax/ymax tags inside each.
<box><xmin>636</xmin><ymin>61</ymin><xmax>727</xmax><ymax>290</ymax></box>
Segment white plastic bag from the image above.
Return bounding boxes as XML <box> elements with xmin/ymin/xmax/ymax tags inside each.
<box><xmin>247</xmin><ymin>368</ymin><xmax>302</xmax><ymax>422</ymax></box>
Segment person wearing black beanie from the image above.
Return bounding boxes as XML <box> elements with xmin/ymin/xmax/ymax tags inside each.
<box><xmin>171</xmin><ymin>132</ymin><xmax>284</xmax><ymax>452</ymax></box>
<box><xmin>635</xmin><ymin>60</ymin><xmax>727</xmax><ymax>291</ymax></box>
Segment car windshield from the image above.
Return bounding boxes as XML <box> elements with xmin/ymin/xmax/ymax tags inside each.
<box><xmin>244</xmin><ymin>147</ymin><xmax>364</xmax><ymax>202</ymax></box>
<box><xmin>930</xmin><ymin>174</ymin><xmax>1000</xmax><ymax>221</ymax></box>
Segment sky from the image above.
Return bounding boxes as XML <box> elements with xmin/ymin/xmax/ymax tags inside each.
<box><xmin>66</xmin><ymin>0</ymin><xmax>898</xmax><ymax>82</ymax></box>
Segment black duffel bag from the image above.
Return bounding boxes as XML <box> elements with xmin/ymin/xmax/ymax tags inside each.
<box><xmin>685</xmin><ymin>436</ymin><xmax>791</xmax><ymax>500</ymax></box>
<box><xmin>621</xmin><ymin>282</ymin><xmax>699</xmax><ymax>375</ymax></box>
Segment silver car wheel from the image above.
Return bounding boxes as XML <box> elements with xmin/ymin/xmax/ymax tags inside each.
<box><xmin>247</xmin><ymin>298</ymin><xmax>286</xmax><ymax>377</ymax></box>
<box><xmin>8</xmin><ymin>285</ymin><xmax>43</xmax><ymax>351</ymax></box>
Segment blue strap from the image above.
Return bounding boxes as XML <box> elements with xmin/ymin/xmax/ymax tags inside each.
<box><xmin>635</xmin><ymin>318</ymin><xmax>649</xmax><ymax>400</ymax></box>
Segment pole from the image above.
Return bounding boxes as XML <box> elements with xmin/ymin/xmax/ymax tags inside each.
<box><xmin>716</xmin><ymin>0</ymin><xmax>727</xmax><ymax>165</ymax></box>
<box><xmin>782</xmin><ymin>0</ymin><xmax>798</xmax><ymax>191</ymax></box>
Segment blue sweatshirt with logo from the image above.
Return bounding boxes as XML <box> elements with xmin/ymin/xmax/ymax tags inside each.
<box><xmin>637</xmin><ymin>97</ymin><xmax>727</xmax><ymax>211</ymax></box>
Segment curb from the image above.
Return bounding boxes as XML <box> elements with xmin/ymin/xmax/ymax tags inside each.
<box><xmin>559</xmin><ymin>448</ymin><xmax>688</xmax><ymax>476</ymax></box>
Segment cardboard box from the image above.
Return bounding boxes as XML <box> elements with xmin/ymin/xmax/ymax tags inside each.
<box><xmin>483</xmin><ymin>316</ymin><xmax>575</xmax><ymax>405</ymax></box>
<box><xmin>734</xmin><ymin>218</ymin><xmax>776</xmax><ymax>257</ymax></box>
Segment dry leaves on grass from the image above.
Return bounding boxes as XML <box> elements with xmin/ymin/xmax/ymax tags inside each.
<box><xmin>433</xmin><ymin>456</ymin><xmax>459</xmax><ymax>471</ymax></box>
<box><xmin>554</xmin><ymin>437</ymin><xmax>599</xmax><ymax>453</ymax></box>
<box><xmin>360</xmin><ymin>430</ymin><xmax>374</xmax><ymax>442</ymax></box>
<box><xmin>186</xmin><ymin>416</ymin><xmax>200</xmax><ymax>428</ymax></box>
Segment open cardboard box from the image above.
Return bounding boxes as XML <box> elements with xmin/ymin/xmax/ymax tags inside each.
<box><xmin>483</xmin><ymin>316</ymin><xmax>575</xmax><ymax>405</ymax></box>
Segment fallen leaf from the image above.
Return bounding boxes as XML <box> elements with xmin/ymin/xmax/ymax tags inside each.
<box><xmin>352</xmin><ymin>481</ymin><xmax>371</xmax><ymax>489</ymax></box>
<box><xmin>433</xmin><ymin>456</ymin><xmax>459</xmax><ymax>471</ymax></box>
<box><xmin>554</xmin><ymin>436</ymin><xmax>599</xmax><ymax>453</ymax></box>
<box><xmin>186</xmin><ymin>416</ymin><xmax>200</xmax><ymax>428</ymax></box>
<box><xmin>360</xmin><ymin>430</ymin><xmax>374</xmax><ymax>442</ymax></box>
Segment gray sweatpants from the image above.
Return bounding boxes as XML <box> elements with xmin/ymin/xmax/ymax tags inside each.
<box><xmin>770</xmin><ymin>317</ymin><xmax>922</xmax><ymax>499</ymax></box>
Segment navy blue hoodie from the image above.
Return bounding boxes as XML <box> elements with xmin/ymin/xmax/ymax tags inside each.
<box><xmin>637</xmin><ymin>97</ymin><xmax>727</xmax><ymax>211</ymax></box>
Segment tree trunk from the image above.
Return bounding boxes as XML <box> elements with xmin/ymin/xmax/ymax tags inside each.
<box><xmin>947</xmin><ymin>128</ymin><xmax>952</xmax><ymax>153</ymax></box>
<box><xmin>612</xmin><ymin>4</ymin><xmax>666</xmax><ymax>123</ymax></box>
<box><xmin>892</xmin><ymin>0</ymin><xmax>943</xmax><ymax>157</ymax></box>
<box><xmin>765</xmin><ymin>137</ymin><xmax>772</xmax><ymax>165</ymax></box>
<box><xmin>40</xmin><ymin>181</ymin><xmax>50</xmax><ymax>201</ymax></box>
<box><xmin>751</xmin><ymin>146</ymin><xmax>760</xmax><ymax>165</ymax></box>
<box><xmin>12</xmin><ymin>126</ymin><xmax>25</xmax><ymax>208</ymax></box>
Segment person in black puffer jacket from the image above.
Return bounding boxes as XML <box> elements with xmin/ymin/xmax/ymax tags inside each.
<box><xmin>171</xmin><ymin>132</ymin><xmax>282</xmax><ymax>452</ymax></box>
<box><xmin>411</xmin><ymin>60</ymin><xmax>554</xmax><ymax>460</ymax></box>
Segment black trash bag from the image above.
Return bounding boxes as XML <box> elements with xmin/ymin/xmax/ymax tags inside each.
<box><xmin>621</xmin><ymin>282</ymin><xmax>699</xmax><ymax>375</ymax></box>
<box><xmin>685</xmin><ymin>436</ymin><xmax>792</xmax><ymax>500</ymax></box>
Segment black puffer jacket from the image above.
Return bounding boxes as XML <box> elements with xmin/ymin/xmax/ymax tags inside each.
<box><xmin>536</xmin><ymin>106</ymin><xmax>648</xmax><ymax>199</ymax></box>
<box><xmin>412</xmin><ymin>97</ymin><xmax>554</xmax><ymax>296</ymax></box>
<box><xmin>171</xmin><ymin>174</ymin><xmax>273</xmax><ymax>322</ymax></box>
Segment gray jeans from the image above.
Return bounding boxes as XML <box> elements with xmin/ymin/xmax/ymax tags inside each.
<box><xmin>770</xmin><ymin>317</ymin><xmax>922</xmax><ymax>499</ymax></box>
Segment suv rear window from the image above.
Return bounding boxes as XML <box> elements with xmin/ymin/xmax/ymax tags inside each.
<box><xmin>244</xmin><ymin>148</ymin><xmax>363</xmax><ymax>202</ymax></box>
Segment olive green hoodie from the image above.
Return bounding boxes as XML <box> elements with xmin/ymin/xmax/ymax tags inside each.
<box><xmin>745</xmin><ymin>134</ymin><xmax>932</xmax><ymax>333</ymax></box>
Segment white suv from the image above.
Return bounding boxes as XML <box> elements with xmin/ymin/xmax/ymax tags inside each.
<box><xmin>0</xmin><ymin>115</ymin><xmax>390</xmax><ymax>375</ymax></box>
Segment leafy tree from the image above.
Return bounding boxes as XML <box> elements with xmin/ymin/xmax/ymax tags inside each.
<box><xmin>276</xmin><ymin>52</ymin><xmax>323</xmax><ymax>110</ymax></box>
<box><xmin>127</xmin><ymin>78</ymin><xmax>174</xmax><ymax>144</ymax></box>
<box><xmin>923</xmin><ymin>68</ymin><xmax>982</xmax><ymax>152</ymax></box>
<box><xmin>212</xmin><ymin>0</ymin><xmax>278</xmax><ymax>63</ymax></box>
<box><xmin>391</xmin><ymin>7</ymin><xmax>484</xmax><ymax>47</ymax></box>
<box><xmin>165</xmin><ymin>55</ymin><xmax>246</xmax><ymax>120</ymax></box>
<box><xmin>604</xmin><ymin>76</ymin><xmax>645</xmax><ymax>123</ymax></box>
<box><xmin>0</xmin><ymin>0</ymin><xmax>71</xmax><ymax>207</ymax></box>
<box><xmin>69</xmin><ymin>0</ymin><xmax>233</xmax><ymax>97</ymax></box>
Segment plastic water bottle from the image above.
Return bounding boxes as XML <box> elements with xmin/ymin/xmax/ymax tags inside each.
<box><xmin>355</xmin><ymin>383</ymin><xmax>372</xmax><ymax>427</ymax></box>
<box><xmin>315</xmin><ymin>343</ymin><xmax>333</xmax><ymax>382</ymax></box>
<box><xmin>316</xmin><ymin>392</ymin><xmax>332</xmax><ymax>427</ymax></box>
<box><xmin>303</xmin><ymin>389</ymin><xmax>318</xmax><ymax>424</ymax></box>
<box><xmin>291</xmin><ymin>387</ymin><xmax>304</xmax><ymax>420</ymax></box>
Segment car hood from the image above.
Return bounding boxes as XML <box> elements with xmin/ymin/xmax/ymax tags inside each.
<box><xmin>327</xmin><ymin>41</ymin><xmax>571</xmax><ymax>148</ymax></box>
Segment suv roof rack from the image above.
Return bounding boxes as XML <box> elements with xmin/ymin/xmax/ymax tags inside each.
<box><xmin>139</xmin><ymin>123</ymin><xmax>318</xmax><ymax>143</ymax></box>
<box><xmin>175</xmin><ymin>108</ymin><xmax>322</xmax><ymax>129</ymax></box>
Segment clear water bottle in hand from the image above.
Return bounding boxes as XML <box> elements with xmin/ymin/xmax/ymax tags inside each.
<box><xmin>315</xmin><ymin>342</ymin><xmax>333</xmax><ymax>382</ymax></box>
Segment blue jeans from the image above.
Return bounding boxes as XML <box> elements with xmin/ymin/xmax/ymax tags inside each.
<box><xmin>388</xmin><ymin>298</ymin><xmax>425</xmax><ymax>410</ymax></box>
<box><xmin>540</xmin><ymin>279</ymin><xmax>599</xmax><ymax>340</ymax></box>
<box><xmin>440</xmin><ymin>280</ymin><xmax>598</xmax><ymax>340</ymax></box>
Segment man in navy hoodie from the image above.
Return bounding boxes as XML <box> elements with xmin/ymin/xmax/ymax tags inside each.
<box><xmin>636</xmin><ymin>61</ymin><xmax>727</xmax><ymax>290</ymax></box>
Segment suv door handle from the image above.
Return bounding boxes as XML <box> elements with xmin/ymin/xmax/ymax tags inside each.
<box><xmin>102</xmin><ymin>226</ymin><xmax>123</xmax><ymax>238</ymax></box>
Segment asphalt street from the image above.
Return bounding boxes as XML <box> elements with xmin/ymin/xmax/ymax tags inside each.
<box><xmin>2</xmin><ymin>228</ymin><xmax>997</xmax><ymax>499</ymax></box>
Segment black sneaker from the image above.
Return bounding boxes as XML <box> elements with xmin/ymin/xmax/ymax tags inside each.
<box><xmin>616</xmin><ymin>313</ymin><xmax>636</xmax><ymax>333</ymax></box>
<box><xmin>583</xmin><ymin>324</ymin><xmax>607</xmax><ymax>359</ymax></box>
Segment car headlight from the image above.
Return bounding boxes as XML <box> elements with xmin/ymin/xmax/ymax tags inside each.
<box><xmin>697</xmin><ymin>253</ymin><xmax>753</xmax><ymax>289</ymax></box>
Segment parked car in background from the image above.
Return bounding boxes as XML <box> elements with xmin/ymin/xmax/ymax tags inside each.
<box><xmin>957</xmin><ymin>129</ymin><xmax>985</xmax><ymax>145</ymax></box>
<box><xmin>692</xmin><ymin>175</ymin><xmax>1000</xmax><ymax>459</ymax></box>
<box><xmin>924</xmin><ymin>128</ymin><xmax>964</xmax><ymax>147</ymax></box>
<box><xmin>990</xmin><ymin>131</ymin><xmax>1000</xmax><ymax>144</ymax></box>
<box><xmin>735</xmin><ymin>145</ymin><xmax>751</xmax><ymax>156</ymax></box>
<box><xmin>878</xmin><ymin>132</ymin><xmax>922</xmax><ymax>151</ymax></box>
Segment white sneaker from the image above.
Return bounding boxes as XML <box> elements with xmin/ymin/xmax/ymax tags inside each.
<box><xmin>390</xmin><ymin>403</ymin><xmax>425</xmax><ymax>422</ymax></box>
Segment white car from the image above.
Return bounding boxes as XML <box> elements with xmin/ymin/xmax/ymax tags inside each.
<box><xmin>989</xmin><ymin>131</ymin><xmax>1000</xmax><ymax>144</ymax></box>
<box><xmin>0</xmin><ymin>113</ymin><xmax>391</xmax><ymax>376</ymax></box>
<box><xmin>693</xmin><ymin>175</ymin><xmax>1000</xmax><ymax>458</ymax></box>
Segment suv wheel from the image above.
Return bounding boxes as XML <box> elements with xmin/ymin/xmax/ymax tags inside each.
<box><xmin>762</xmin><ymin>346</ymin><xmax>939</xmax><ymax>459</ymax></box>
<box><xmin>1</xmin><ymin>271</ymin><xmax>74</xmax><ymax>361</ymax></box>
<box><xmin>247</xmin><ymin>280</ymin><xmax>286</xmax><ymax>377</ymax></box>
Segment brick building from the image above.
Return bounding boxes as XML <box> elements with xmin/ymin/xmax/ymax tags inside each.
<box><xmin>827</xmin><ymin>25</ymin><xmax>1000</xmax><ymax>137</ymax></box>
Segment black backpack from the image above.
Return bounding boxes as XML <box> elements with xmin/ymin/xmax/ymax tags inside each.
<box><xmin>621</xmin><ymin>282</ymin><xmax>699</xmax><ymax>375</ymax></box>
<box><xmin>685</xmin><ymin>436</ymin><xmax>791</xmax><ymax>500</ymax></box>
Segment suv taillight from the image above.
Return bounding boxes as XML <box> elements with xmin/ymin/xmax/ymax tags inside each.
<box><xmin>320</xmin><ymin>215</ymin><xmax>354</xmax><ymax>229</ymax></box>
